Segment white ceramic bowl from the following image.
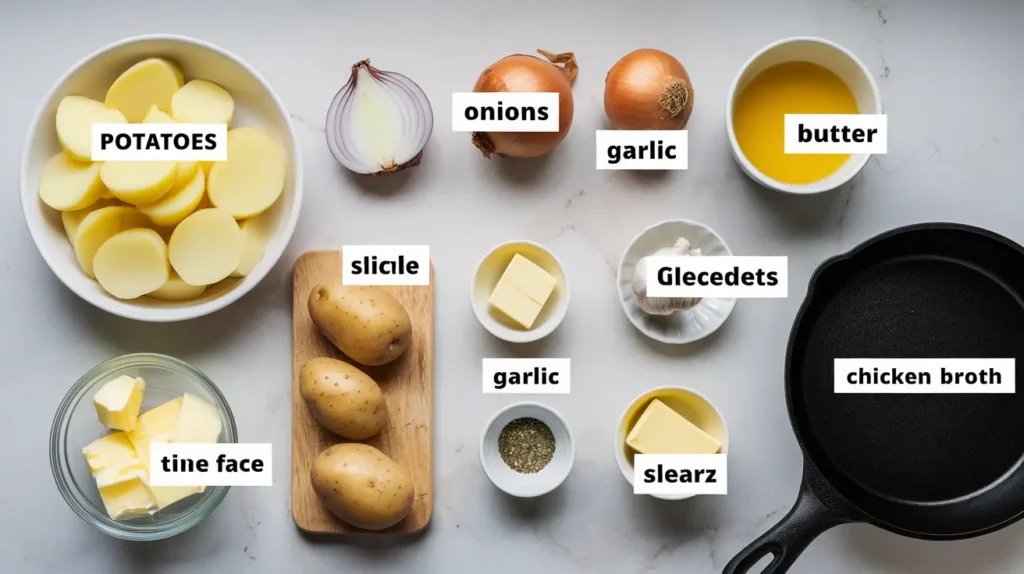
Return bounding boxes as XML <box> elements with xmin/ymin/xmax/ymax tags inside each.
<box><xmin>617</xmin><ymin>219</ymin><xmax>736</xmax><ymax>344</ymax></box>
<box><xmin>726</xmin><ymin>36</ymin><xmax>882</xmax><ymax>194</ymax></box>
<box><xmin>480</xmin><ymin>402</ymin><xmax>575</xmax><ymax>498</ymax></box>
<box><xmin>20</xmin><ymin>34</ymin><xmax>303</xmax><ymax>321</ymax></box>
<box><xmin>471</xmin><ymin>240</ymin><xmax>570</xmax><ymax>343</ymax></box>
<box><xmin>615</xmin><ymin>386</ymin><xmax>729</xmax><ymax>501</ymax></box>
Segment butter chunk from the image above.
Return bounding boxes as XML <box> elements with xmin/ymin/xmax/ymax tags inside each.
<box><xmin>83</xmin><ymin>431</ymin><xmax>141</xmax><ymax>476</ymax></box>
<box><xmin>93</xmin><ymin>375</ymin><xmax>146</xmax><ymax>431</ymax></box>
<box><xmin>128</xmin><ymin>397</ymin><xmax>182</xmax><ymax>473</ymax></box>
<box><xmin>97</xmin><ymin>469</ymin><xmax>159</xmax><ymax>520</ymax></box>
<box><xmin>82</xmin><ymin>432</ymin><xmax>158</xmax><ymax>520</ymax></box>
<box><xmin>488</xmin><ymin>254</ymin><xmax>557</xmax><ymax>329</ymax></box>
<box><xmin>171</xmin><ymin>393</ymin><xmax>222</xmax><ymax>443</ymax></box>
<box><xmin>626</xmin><ymin>399</ymin><xmax>721</xmax><ymax>455</ymax></box>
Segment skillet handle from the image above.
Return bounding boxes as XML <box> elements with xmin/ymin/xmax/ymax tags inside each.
<box><xmin>723</xmin><ymin>479</ymin><xmax>850</xmax><ymax>574</ymax></box>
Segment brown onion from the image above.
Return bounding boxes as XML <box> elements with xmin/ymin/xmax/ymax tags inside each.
<box><xmin>471</xmin><ymin>49</ymin><xmax>577</xmax><ymax>158</ymax></box>
<box><xmin>604</xmin><ymin>49</ymin><xmax>693</xmax><ymax>130</ymax></box>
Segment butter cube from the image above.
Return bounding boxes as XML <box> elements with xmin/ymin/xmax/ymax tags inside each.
<box><xmin>96</xmin><ymin>469</ymin><xmax>159</xmax><ymax>520</ymax></box>
<box><xmin>127</xmin><ymin>397</ymin><xmax>210</xmax><ymax>509</ymax></box>
<box><xmin>83</xmin><ymin>431</ymin><xmax>141</xmax><ymax>477</ymax></box>
<box><xmin>626</xmin><ymin>399</ymin><xmax>722</xmax><ymax>455</ymax></box>
<box><xmin>488</xmin><ymin>254</ymin><xmax>558</xmax><ymax>329</ymax></box>
<box><xmin>93</xmin><ymin>375</ymin><xmax>145</xmax><ymax>431</ymax></box>
<box><xmin>128</xmin><ymin>397</ymin><xmax>182</xmax><ymax>473</ymax></box>
<box><xmin>82</xmin><ymin>432</ymin><xmax>158</xmax><ymax>520</ymax></box>
<box><xmin>171</xmin><ymin>393</ymin><xmax>222</xmax><ymax>444</ymax></box>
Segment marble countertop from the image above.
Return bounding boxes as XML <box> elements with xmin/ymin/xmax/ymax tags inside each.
<box><xmin>3</xmin><ymin>0</ymin><xmax>1024</xmax><ymax>572</ymax></box>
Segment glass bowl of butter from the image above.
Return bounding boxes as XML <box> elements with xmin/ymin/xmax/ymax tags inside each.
<box><xmin>50</xmin><ymin>353</ymin><xmax>237</xmax><ymax>540</ymax></box>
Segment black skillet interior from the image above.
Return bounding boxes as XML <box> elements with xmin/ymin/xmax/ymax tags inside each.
<box><xmin>725</xmin><ymin>224</ymin><xmax>1024</xmax><ymax>574</ymax></box>
<box><xmin>790</xmin><ymin>223</ymin><xmax>1024</xmax><ymax>536</ymax></box>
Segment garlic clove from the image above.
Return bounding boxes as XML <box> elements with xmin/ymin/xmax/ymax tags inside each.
<box><xmin>631</xmin><ymin>237</ymin><xmax>702</xmax><ymax>315</ymax></box>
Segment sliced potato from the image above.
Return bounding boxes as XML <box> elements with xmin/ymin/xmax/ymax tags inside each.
<box><xmin>171</xmin><ymin>80</ymin><xmax>234</xmax><ymax>125</ymax></box>
<box><xmin>138</xmin><ymin>166</ymin><xmax>205</xmax><ymax>227</ymax></box>
<box><xmin>61</xmin><ymin>197</ymin><xmax>121</xmax><ymax>241</ymax></box>
<box><xmin>38</xmin><ymin>152</ymin><xmax>104</xmax><ymax>211</ymax></box>
<box><xmin>56</xmin><ymin>96</ymin><xmax>127</xmax><ymax>161</ymax></box>
<box><xmin>100</xmin><ymin>161</ymin><xmax>177</xmax><ymax>205</ymax></box>
<box><xmin>93</xmin><ymin>228</ymin><xmax>169</xmax><ymax>299</ymax></box>
<box><xmin>208</xmin><ymin>127</ymin><xmax>286</xmax><ymax>218</ymax></box>
<box><xmin>105</xmin><ymin>58</ymin><xmax>183</xmax><ymax>123</ymax></box>
<box><xmin>142</xmin><ymin>105</ymin><xmax>200</xmax><ymax>187</ymax></box>
<box><xmin>231</xmin><ymin>215</ymin><xmax>269</xmax><ymax>277</ymax></box>
<box><xmin>73</xmin><ymin>206</ymin><xmax>149</xmax><ymax>276</ymax></box>
<box><xmin>169</xmin><ymin>208</ymin><xmax>243</xmax><ymax>286</ymax></box>
<box><xmin>149</xmin><ymin>272</ymin><xmax>206</xmax><ymax>301</ymax></box>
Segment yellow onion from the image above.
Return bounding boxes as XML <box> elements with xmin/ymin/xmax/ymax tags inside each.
<box><xmin>471</xmin><ymin>49</ymin><xmax>577</xmax><ymax>158</ymax></box>
<box><xmin>604</xmin><ymin>49</ymin><xmax>694</xmax><ymax>130</ymax></box>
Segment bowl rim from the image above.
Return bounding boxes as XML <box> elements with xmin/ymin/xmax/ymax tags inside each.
<box><xmin>615</xmin><ymin>218</ymin><xmax>737</xmax><ymax>344</ymax></box>
<box><xmin>724</xmin><ymin>35</ymin><xmax>883</xmax><ymax>195</ymax></box>
<box><xmin>20</xmin><ymin>33</ymin><xmax>304</xmax><ymax>322</ymax></box>
<box><xmin>478</xmin><ymin>401</ymin><xmax>576</xmax><ymax>498</ymax></box>
<box><xmin>470</xmin><ymin>239</ymin><xmax>571</xmax><ymax>343</ymax></box>
<box><xmin>50</xmin><ymin>352</ymin><xmax>238</xmax><ymax>540</ymax></box>
<box><xmin>613</xmin><ymin>385</ymin><xmax>730</xmax><ymax>501</ymax></box>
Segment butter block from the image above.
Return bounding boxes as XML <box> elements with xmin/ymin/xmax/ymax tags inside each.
<box><xmin>96</xmin><ymin>469</ymin><xmax>159</xmax><ymax>520</ymax></box>
<box><xmin>93</xmin><ymin>376</ymin><xmax>146</xmax><ymax>431</ymax></box>
<box><xmin>626</xmin><ymin>399</ymin><xmax>722</xmax><ymax>455</ymax></box>
<box><xmin>488</xmin><ymin>254</ymin><xmax>558</xmax><ymax>329</ymax></box>
<box><xmin>171</xmin><ymin>393</ymin><xmax>222</xmax><ymax>443</ymax></box>
<box><xmin>128</xmin><ymin>397</ymin><xmax>182</xmax><ymax>472</ymax></box>
<box><xmin>82</xmin><ymin>432</ymin><xmax>158</xmax><ymax>520</ymax></box>
<box><xmin>83</xmin><ymin>431</ymin><xmax>141</xmax><ymax>476</ymax></box>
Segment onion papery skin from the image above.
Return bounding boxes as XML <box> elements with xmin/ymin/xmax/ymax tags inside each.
<box><xmin>604</xmin><ymin>49</ymin><xmax>694</xmax><ymax>131</ymax></box>
<box><xmin>471</xmin><ymin>52</ymin><xmax>575</xmax><ymax>159</ymax></box>
<box><xmin>326</xmin><ymin>59</ymin><xmax>433</xmax><ymax>176</ymax></box>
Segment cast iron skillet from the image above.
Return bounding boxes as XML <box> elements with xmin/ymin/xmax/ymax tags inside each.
<box><xmin>724</xmin><ymin>223</ymin><xmax>1024</xmax><ymax>574</ymax></box>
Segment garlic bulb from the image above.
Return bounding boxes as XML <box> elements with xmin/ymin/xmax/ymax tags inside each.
<box><xmin>631</xmin><ymin>238</ymin><xmax>702</xmax><ymax>315</ymax></box>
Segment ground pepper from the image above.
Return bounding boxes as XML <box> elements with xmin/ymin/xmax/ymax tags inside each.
<box><xmin>498</xmin><ymin>417</ymin><xmax>556</xmax><ymax>474</ymax></box>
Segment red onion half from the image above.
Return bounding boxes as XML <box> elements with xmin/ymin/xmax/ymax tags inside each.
<box><xmin>326</xmin><ymin>59</ymin><xmax>433</xmax><ymax>175</ymax></box>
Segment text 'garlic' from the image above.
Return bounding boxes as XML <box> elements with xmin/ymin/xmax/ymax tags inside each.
<box><xmin>632</xmin><ymin>238</ymin><xmax>702</xmax><ymax>315</ymax></box>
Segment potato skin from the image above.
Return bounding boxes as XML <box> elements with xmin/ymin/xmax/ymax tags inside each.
<box><xmin>308</xmin><ymin>282</ymin><xmax>412</xmax><ymax>366</ymax></box>
<box><xmin>299</xmin><ymin>358</ymin><xmax>387</xmax><ymax>440</ymax></box>
<box><xmin>311</xmin><ymin>443</ymin><xmax>415</xmax><ymax>530</ymax></box>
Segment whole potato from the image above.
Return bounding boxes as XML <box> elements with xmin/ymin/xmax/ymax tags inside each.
<box><xmin>311</xmin><ymin>443</ymin><xmax>415</xmax><ymax>530</ymax></box>
<box><xmin>308</xmin><ymin>282</ymin><xmax>412</xmax><ymax>366</ymax></box>
<box><xmin>299</xmin><ymin>357</ymin><xmax>387</xmax><ymax>440</ymax></box>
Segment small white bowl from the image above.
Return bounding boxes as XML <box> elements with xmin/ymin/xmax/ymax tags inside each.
<box><xmin>480</xmin><ymin>402</ymin><xmax>575</xmax><ymax>498</ymax></box>
<box><xmin>726</xmin><ymin>36</ymin><xmax>882</xmax><ymax>194</ymax></box>
<box><xmin>617</xmin><ymin>219</ymin><xmax>736</xmax><ymax>344</ymax></box>
<box><xmin>471</xmin><ymin>240</ymin><xmax>570</xmax><ymax>343</ymax></box>
<box><xmin>20</xmin><ymin>34</ymin><xmax>303</xmax><ymax>322</ymax></box>
<box><xmin>615</xmin><ymin>386</ymin><xmax>729</xmax><ymax>501</ymax></box>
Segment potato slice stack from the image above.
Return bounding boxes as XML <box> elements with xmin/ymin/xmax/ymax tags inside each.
<box><xmin>40</xmin><ymin>57</ymin><xmax>286</xmax><ymax>301</ymax></box>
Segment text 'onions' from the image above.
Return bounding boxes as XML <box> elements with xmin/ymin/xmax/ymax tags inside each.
<box><xmin>604</xmin><ymin>49</ymin><xmax>694</xmax><ymax>131</ymax></box>
<box><xmin>326</xmin><ymin>59</ymin><xmax>433</xmax><ymax>176</ymax></box>
<box><xmin>472</xmin><ymin>49</ymin><xmax>578</xmax><ymax>159</ymax></box>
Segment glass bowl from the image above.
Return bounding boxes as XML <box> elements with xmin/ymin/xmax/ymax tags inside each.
<box><xmin>50</xmin><ymin>353</ymin><xmax>237</xmax><ymax>540</ymax></box>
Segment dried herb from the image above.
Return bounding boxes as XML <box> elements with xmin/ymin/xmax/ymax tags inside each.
<box><xmin>498</xmin><ymin>417</ymin><xmax>555</xmax><ymax>474</ymax></box>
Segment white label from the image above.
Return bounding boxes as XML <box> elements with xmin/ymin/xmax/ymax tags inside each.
<box><xmin>451</xmin><ymin>92</ymin><xmax>559</xmax><ymax>132</ymax></box>
<box><xmin>645</xmin><ymin>256</ymin><xmax>788</xmax><ymax>298</ymax></box>
<box><xmin>633</xmin><ymin>454</ymin><xmax>728</xmax><ymax>496</ymax></box>
<box><xmin>784</xmin><ymin>114</ymin><xmax>888</xmax><ymax>154</ymax></box>
<box><xmin>834</xmin><ymin>359</ymin><xmax>1015</xmax><ymax>394</ymax></box>
<box><xmin>342</xmin><ymin>245</ymin><xmax>430</xmax><ymax>286</ymax></box>
<box><xmin>149</xmin><ymin>443</ymin><xmax>273</xmax><ymax>487</ymax></box>
<box><xmin>595</xmin><ymin>130</ymin><xmax>688</xmax><ymax>170</ymax></box>
<box><xmin>91</xmin><ymin>123</ymin><xmax>228</xmax><ymax>161</ymax></box>
<box><xmin>482</xmin><ymin>358</ymin><xmax>570</xmax><ymax>394</ymax></box>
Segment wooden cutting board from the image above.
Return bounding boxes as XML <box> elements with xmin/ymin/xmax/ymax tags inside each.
<box><xmin>291</xmin><ymin>250</ymin><xmax>433</xmax><ymax>534</ymax></box>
